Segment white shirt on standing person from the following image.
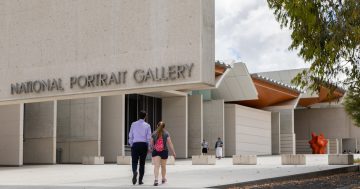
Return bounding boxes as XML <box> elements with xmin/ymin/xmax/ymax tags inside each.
<box><xmin>215</xmin><ymin>138</ymin><xmax>223</xmax><ymax>159</ymax></box>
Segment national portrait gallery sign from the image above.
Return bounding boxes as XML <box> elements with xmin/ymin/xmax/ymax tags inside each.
<box><xmin>0</xmin><ymin>0</ymin><xmax>214</xmax><ymax>103</ymax></box>
<box><xmin>10</xmin><ymin>63</ymin><xmax>194</xmax><ymax>95</ymax></box>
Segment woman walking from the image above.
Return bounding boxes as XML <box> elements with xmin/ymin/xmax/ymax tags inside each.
<box><xmin>150</xmin><ymin>121</ymin><xmax>176</xmax><ymax>186</ymax></box>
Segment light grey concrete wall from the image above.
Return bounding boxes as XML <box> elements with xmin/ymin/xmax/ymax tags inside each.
<box><xmin>279</xmin><ymin>109</ymin><xmax>294</xmax><ymax>134</ymax></box>
<box><xmin>0</xmin><ymin>0</ymin><xmax>215</xmax><ymax>104</ymax></box>
<box><xmin>24</xmin><ymin>101</ymin><xmax>56</xmax><ymax>164</ymax></box>
<box><xmin>162</xmin><ymin>96</ymin><xmax>188</xmax><ymax>158</ymax></box>
<box><xmin>203</xmin><ymin>100</ymin><xmax>225</xmax><ymax>155</ymax></box>
<box><xmin>296</xmin><ymin>140</ymin><xmax>312</xmax><ymax>154</ymax></box>
<box><xmin>224</xmin><ymin>104</ymin><xmax>236</xmax><ymax>156</ymax></box>
<box><xmin>101</xmin><ymin>95</ymin><xmax>125</xmax><ymax>163</ymax></box>
<box><xmin>201</xmin><ymin>0</ymin><xmax>215</xmax><ymax>85</ymax></box>
<box><xmin>279</xmin><ymin>109</ymin><xmax>296</xmax><ymax>154</ymax></box>
<box><xmin>264</xmin><ymin>106</ymin><xmax>296</xmax><ymax>155</ymax></box>
<box><xmin>57</xmin><ymin>97</ymin><xmax>101</xmax><ymax>163</ymax></box>
<box><xmin>295</xmin><ymin>107</ymin><xmax>360</xmax><ymax>153</ymax></box>
<box><xmin>280</xmin><ymin>133</ymin><xmax>296</xmax><ymax>154</ymax></box>
<box><xmin>234</xmin><ymin>105</ymin><xmax>272</xmax><ymax>155</ymax></box>
<box><xmin>0</xmin><ymin>104</ymin><xmax>24</xmax><ymax>166</ymax></box>
<box><xmin>296</xmin><ymin>138</ymin><xmax>339</xmax><ymax>154</ymax></box>
<box><xmin>295</xmin><ymin>107</ymin><xmax>360</xmax><ymax>139</ymax></box>
<box><xmin>329</xmin><ymin>139</ymin><xmax>339</xmax><ymax>154</ymax></box>
<box><xmin>271</xmin><ymin>112</ymin><xmax>280</xmax><ymax>155</ymax></box>
<box><xmin>188</xmin><ymin>95</ymin><xmax>203</xmax><ymax>156</ymax></box>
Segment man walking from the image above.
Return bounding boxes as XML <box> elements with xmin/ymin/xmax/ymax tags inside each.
<box><xmin>129</xmin><ymin>110</ymin><xmax>151</xmax><ymax>185</ymax></box>
<box><xmin>215</xmin><ymin>137</ymin><xmax>223</xmax><ymax>159</ymax></box>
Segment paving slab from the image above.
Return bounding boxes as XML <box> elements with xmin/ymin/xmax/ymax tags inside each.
<box><xmin>0</xmin><ymin>155</ymin><xmax>355</xmax><ymax>189</ymax></box>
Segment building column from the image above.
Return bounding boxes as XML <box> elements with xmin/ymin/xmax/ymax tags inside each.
<box><xmin>23</xmin><ymin>101</ymin><xmax>57</xmax><ymax>164</ymax></box>
<box><xmin>271</xmin><ymin>112</ymin><xmax>280</xmax><ymax>155</ymax></box>
<box><xmin>101</xmin><ymin>95</ymin><xmax>125</xmax><ymax>163</ymax></box>
<box><xmin>162</xmin><ymin>96</ymin><xmax>188</xmax><ymax>158</ymax></box>
<box><xmin>224</xmin><ymin>104</ymin><xmax>236</xmax><ymax>157</ymax></box>
<box><xmin>203</xmin><ymin>100</ymin><xmax>225</xmax><ymax>156</ymax></box>
<box><xmin>188</xmin><ymin>94</ymin><xmax>203</xmax><ymax>156</ymax></box>
<box><xmin>264</xmin><ymin>98</ymin><xmax>298</xmax><ymax>155</ymax></box>
<box><xmin>279</xmin><ymin>109</ymin><xmax>296</xmax><ymax>154</ymax></box>
<box><xmin>0</xmin><ymin>104</ymin><xmax>24</xmax><ymax>166</ymax></box>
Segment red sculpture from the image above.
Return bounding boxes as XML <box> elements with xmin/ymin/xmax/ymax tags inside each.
<box><xmin>309</xmin><ymin>132</ymin><xmax>328</xmax><ymax>154</ymax></box>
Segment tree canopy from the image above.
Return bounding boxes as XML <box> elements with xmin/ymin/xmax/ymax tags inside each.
<box><xmin>267</xmin><ymin>0</ymin><xmax>360</xmax><ymax>126</ymax></box>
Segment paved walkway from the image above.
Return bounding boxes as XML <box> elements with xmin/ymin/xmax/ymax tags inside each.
<box><xmin>0</xmin><ymin>155</ymin><xmax>357</xmax><ymax>189</ymax></box>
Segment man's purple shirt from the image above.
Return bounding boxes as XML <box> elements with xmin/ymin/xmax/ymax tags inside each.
<box><xmin>128</xmin><ymin>119</ymin><xmax>151</xmax><ymax>146</ymax></box>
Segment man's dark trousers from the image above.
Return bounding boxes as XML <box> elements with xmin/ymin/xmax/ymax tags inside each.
<box><xmin>131</xmin><ymin>142</ymin><xmax>148</xmax><ymax>182</ymax></box>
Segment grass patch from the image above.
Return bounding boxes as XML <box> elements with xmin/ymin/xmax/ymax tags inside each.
<box><xmin>355</xmin><ymin>158</ymin><xmax>360</xmax><ymax>164</ymax></box>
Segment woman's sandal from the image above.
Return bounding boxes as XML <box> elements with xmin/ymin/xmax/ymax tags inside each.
<box><xmin>154</xmin><ymin>180</ymin><xmax>158</xmax><ymax>186</ymax></box>
<box><xmin>162</xmin><ymin>178</ymin><xmax>167</xmax><ymax>184</ymax></box>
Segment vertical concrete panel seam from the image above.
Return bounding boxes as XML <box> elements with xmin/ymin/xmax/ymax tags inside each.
<box><xmin>53</xmin><ymin>100</ymin><xmax>57</xmax><ymax>164</ymax></box>
<box><xmin>200</xmin><ymin>94</ymin><xmax>203</xmax><ymax>145</ymax></box>
<box><xmin>19</xmin><ymin>103</ymin><xmax>24</xmax><ymax>165</ymax></box>
<box><xmin>98</xmin><ymin>97</ymin><xmax>101</xmax><ymax>156</ymax></box>
<box><xmin>185</xmin><ymin>95</ymin><xmax>188</xmax><ymax>158</ymax></box>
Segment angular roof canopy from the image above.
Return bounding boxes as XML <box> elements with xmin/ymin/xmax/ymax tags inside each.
<box><xmin>232</xmin><ymin>74</ymin><xmax>301</xmax><ymax>108</ymax></box>
<box><xmin>298</xmin><ymin>86</ymin><xmax>345</xmax><ymax>107</ymax></box>
<box><xmin>211</xmin><ymin>62</ymin><xmax>258</xmax><ymax>101</ymax></box>
<box><xmin>256</xmin><ymin>69</ymin><xmax>346</xmax><ymax>108</ymax></box>
<box><xmin>210</xmin><ymin>65</ymin><xmax>345</xmax><ymax>109</ymax></box>
<box><xmin>215</xmin><ymin>61</ymin><xmax>231</xmax><ymax>77</ymax></box>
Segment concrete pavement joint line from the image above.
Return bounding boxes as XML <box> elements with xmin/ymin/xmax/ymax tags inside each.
<box><xmin>209</xmin><ymin>165</ymin><xmax>360</xmax><ymax>189</ymax></box>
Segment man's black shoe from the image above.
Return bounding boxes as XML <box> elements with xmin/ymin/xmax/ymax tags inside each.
<box><xmin>139</xmin><ymin>181</ymin><xmax>144</xmax><ymax>185</ymax></box>
<box><xmin>132</xmin><ymin>172</ymin><xmax>138</xmax><ymax>185</ymax></box>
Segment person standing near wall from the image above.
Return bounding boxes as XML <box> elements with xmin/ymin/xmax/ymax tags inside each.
<box><xmin>215</xmin><ymin>137</ymin><xmax>223</xmax><ymax>159</ymax></box>
<box><xmin>128</xmin><ymin>110</ymin><xmax>151</xmax><ymax>185</ymax></box>
<box><xmin>150</xmin><ymin>121</ymin><xmax>176</xmax><ymax>186</ymax></box>
<box><xmin>201</xmin><ymin>139</ymin><xmax>209</xmax><ymax>155</ymax></box>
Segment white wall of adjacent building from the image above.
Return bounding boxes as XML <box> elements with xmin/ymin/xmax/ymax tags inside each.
<box><xmin>295</xmin><ymin>107</ymin><xmax>360</xmax><ymax>153</ymax></box>
<box><xmin>225</xmin><ymin>104</ymin><xmax>272</xmax><ymax>156</ymax></box>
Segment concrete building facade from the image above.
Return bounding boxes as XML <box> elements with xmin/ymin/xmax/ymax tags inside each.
<box><xmin>1</xmin><ymin>0</ymin><xmax>358</xmax><ymax>167</ymax></box>
<box><xmin>0</xmin><ymin>0</ymin><xmax>216</xmax><ymax>166</ymax></box>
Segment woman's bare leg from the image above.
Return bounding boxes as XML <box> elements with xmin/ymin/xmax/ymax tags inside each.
<box><xmin>161</xmin><ymin>159</ymin><xmax>167</xmax><ymax>182</ymax></box>
<box><xmin>153</xmin><ymin>156</ymin><xmax>161</xmax><ymax>181</ymax></box>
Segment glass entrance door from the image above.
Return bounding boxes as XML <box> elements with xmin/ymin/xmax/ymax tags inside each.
<box><xmin>124</xmin><ymin>94</ymin><xmax>162</xmax><ymax>145</ymax></box>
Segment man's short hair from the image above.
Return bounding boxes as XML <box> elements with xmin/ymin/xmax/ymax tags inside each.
<box><xmin>139</xmin><ymin>110</ymin><xmax>147</xmax><ymax>119</ymax></box>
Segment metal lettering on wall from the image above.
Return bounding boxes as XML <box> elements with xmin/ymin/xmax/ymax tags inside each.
<box><xmin>10</xmin><ymin>63</ymin><xmax>194</xmax><ymax>95</ymax></box>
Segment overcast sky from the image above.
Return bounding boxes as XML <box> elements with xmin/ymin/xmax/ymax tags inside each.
<box><xmin>215</xmin><ymin>0</ymin><xmax>308</xmax><ymax>73</ymax></box>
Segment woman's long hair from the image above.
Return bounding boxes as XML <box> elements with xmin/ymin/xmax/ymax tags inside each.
<box><xmin>155</xmin><ymin>121</ymin><xmax>165</xmax><ymax>137</ymax></box>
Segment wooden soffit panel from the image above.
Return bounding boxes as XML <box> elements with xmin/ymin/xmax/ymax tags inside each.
<box><xmin>234</xmin><ymin>78</ymin><xmax>300</xmax><ymax>108</ymax></box>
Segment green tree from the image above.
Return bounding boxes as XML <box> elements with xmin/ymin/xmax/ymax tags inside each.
<box><xmin>344</xmin><ymin>86</ymin><xmax>360</xmax><ymax>126</ymax></box>
<box><xmin>267</xmin><ymin>0</ymin><xmax>360</xmax><ymax>126</ymax></box>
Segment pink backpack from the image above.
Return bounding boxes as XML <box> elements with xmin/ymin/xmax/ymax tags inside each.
<box><xmin>154</xmin><ymin>136</ymin><xmax>164</xmax><ymax>152</ymax></box>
